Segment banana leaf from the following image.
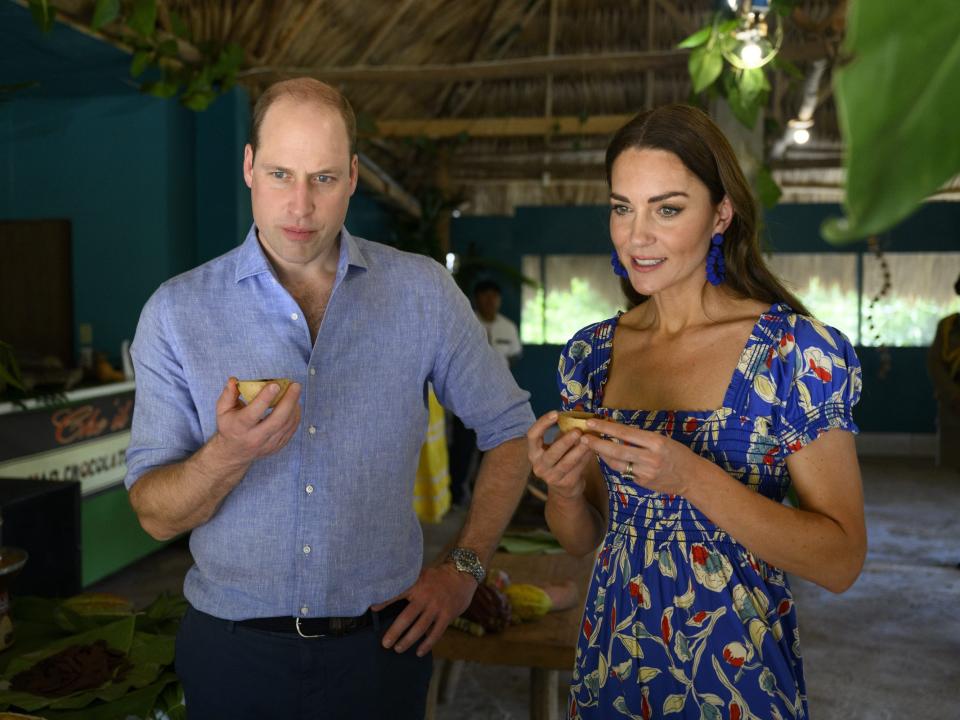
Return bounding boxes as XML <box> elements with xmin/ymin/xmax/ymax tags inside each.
<box><xmin>822</xmin><ymin>0</ymin><xmax>960</xmax><ymax>243</ymax></box>
<box><xmin>0</xmin><ymin>617</ymin><xmax>135</xmax><ymax>711</ymax></box>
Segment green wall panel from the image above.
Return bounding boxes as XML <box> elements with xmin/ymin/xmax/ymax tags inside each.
<box><xmin>81</xmin><ymin>486</ymin><xmax>166</xmax><ymax>586</ymax></box>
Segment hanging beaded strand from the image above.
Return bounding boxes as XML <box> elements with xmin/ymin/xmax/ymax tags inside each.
<box><xmin>706</xmin><ymin>233</ymin><xmax>725</xmax><ymax>285</ymax></box>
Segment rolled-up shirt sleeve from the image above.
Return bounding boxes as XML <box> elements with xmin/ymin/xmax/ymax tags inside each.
<box><xmin>125</xmin><ymin>285</ymin><xmax>205</xmax><ymax>489</ymax></box>
<box><xmin>427</xmin><ymin>264</ymin><xmax>534</xmax><ymax>450</ymax></box>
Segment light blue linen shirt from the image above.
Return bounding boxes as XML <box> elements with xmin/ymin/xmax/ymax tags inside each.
<box><xmin>126</xmin><ymin>225</ymin><xmax>534</xmax><ymax>620</ymax></box>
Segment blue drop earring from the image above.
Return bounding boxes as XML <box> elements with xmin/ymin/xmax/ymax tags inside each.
<box><xmin>610</xmin><ymin>249</ymin><xmax>629</xmax><ymax>279</ymax></box>
<box><xmin>706</xmin><ymin>233</ymin><xmax>725</xmax><ymax>285</ymax></box>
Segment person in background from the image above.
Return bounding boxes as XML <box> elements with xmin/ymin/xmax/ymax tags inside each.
<box><xmin>449</xmin><ymin>280</ymin><xmax>524</xmax><ymax>507</ymax></box>
<box><xmin>926</xmin><ymin>273</ymin><xmax>960</xmax><ymax>472</ymax></box>
<box><xmin>527</xmin><ymin>104</ymin><xmax>866</xmax><ymax>719</ymax></box>
<box><xmin>474</xmin><ymin>279</ymin><xmax>522</xmax><ymax>366</ymax></box>
<box><xmin>124</xmin><ymin>77</ymin><xmax>534</xmax><ymax>720</ymax></box>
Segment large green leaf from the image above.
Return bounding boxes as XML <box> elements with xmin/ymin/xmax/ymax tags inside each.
<box><xmin>689</xmin><ymin>46</ymin><xmax>724</xmax><ymax>94</ymax></box>
<box><xmin>4</xmin><ymin>616</ymin><xmax>135</xmax><ymax>677</ymax></box>
<box><xmin>128</xmin><ymin>0</ymin><xmax>157</xmax><ymax>38</ymax></box>
<box><xmin>822</xmin><ymin>0</ymin><xmax>960</xmax><ymax>243</ymax></box>
<box><xmin>90</xmin><ymin>0</ymin><xmax>120</xmax><ymax>30</ymax></box>
<box><xmin>41</xmin><ymin>675</ymin><xmax>176</xmax><ymax>720</ymax></box>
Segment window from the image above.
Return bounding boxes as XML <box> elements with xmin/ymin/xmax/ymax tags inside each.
<box><xmin>521</xmin><ymin>255</ymin><xmax>624</xmax><ymax>344</ymax></box>
<box><xmin>861</xmin><ymin>252</ymin><xmax>960</xmax><ymax>347</ymax></box>
<box><xmin>520</xmin><ymin>251</ymin><xmax>960</xmax><ymax>348</ymax></box>
<box><xmin>766</xmin><ymin>253</ymin><xmax>860</xmax><ymax>344</ymax></box>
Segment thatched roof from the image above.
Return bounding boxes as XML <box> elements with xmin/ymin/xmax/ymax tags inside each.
<box><xmin>38</xmin><ymin>0</ymin><xmax>865</xmax><ymax>214</ymax></box>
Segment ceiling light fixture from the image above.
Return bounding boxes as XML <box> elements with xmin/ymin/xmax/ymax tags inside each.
<box><xmin>788</xmin><ymin>118</ymin><xmax>814</xmax><ymax>145</ymax></box>
<box><xmin>722</xmin><ymin>1</ymin><xmax>783</xmax><ymax>70</ymax></box>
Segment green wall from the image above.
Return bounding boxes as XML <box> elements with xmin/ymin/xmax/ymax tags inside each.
<box><xmin>452</xmin><ymin>203</ymin><xmax>960</xmax><ymax>433</ymax></box>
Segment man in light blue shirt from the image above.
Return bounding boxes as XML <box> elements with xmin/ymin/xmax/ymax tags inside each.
<box><xmin>125</xmin><ymin>78</ymin><xmax>534</xmax><ymax>719</ymax></box>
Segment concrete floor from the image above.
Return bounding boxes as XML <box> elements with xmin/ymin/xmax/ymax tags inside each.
<box><xmin>91</xmin><ymin>457</ymin><xmax>960</xmax><ymax>719</ymax></box>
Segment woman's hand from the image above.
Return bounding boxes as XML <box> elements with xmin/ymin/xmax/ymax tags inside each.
<box><xmin>579</xmin><ymin>418</ymin><xmax>700</xmax><ymax>497</ymax></box>
<box><xmin>527</xmin><ymin>411</ymin><xmax>595</xmax><ymax>499</ymax></box>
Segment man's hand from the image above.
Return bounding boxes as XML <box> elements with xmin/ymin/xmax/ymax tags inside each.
<box><xmin>211</xmin><ymin>377</ymin><xmax>301</xmax><ymax>466</ymax></box>
<box><xmin>375</xmin><ymin>564</ymin><xmax>478</xmax><ymax>657</ymax></box>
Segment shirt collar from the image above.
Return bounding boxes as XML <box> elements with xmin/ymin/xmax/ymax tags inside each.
<box><xmin>234</xmin><ymin>224</ymin><xmax>369</xmax><ymax>283</ymax></box>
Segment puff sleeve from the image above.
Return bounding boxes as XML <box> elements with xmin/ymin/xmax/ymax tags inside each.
<box><xmin>557</xmin><ymin>321</ymin><xmax>606</xmax><ymax>412</ymax></box>
<box><xmin>769</xmin><ymin>314</ymin><xmax>862</xmax><ymax>457</ymax></box>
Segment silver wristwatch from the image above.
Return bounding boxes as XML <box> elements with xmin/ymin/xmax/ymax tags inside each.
<box><xmin>448</xmin><ymin>547</ymin><xmax>486</xmax><ymax>584</ymax></box>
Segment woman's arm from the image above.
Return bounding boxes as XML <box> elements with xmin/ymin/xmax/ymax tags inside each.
<box><xmin>545</xmin><ymin>455</ymin><xmax>608</xmax><ymax>557</ymax></box>
<box><xmin>582</xmin><ymin>421</ymin><xmax>866</xmax><ymax>593</ymax></box>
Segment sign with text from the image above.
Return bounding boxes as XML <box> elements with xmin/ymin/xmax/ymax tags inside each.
<box><xmin>0</xmin><ymin>390</ymin><xmax>133</xmax><ymax>496</ymax></box>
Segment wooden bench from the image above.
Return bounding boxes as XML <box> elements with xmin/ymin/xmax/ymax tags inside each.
<box><xmin>426</xmin><ymin>551</ymin><xmax>594</xmax><ymax>720</ymax></box>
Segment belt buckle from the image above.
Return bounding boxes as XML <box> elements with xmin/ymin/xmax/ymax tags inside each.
<box><xmin>295</xmin><ymin>617</ymin><xmax>325</xmax><ymax>639</ymax></box>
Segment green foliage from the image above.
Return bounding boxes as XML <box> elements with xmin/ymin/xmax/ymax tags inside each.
<box><xmin>28</xmin><ymin>0</ymin><xmax>55</xmax><ymax>32</ymax></box>
<box><xmin>0</xmin><ymin>594</ymin><xmax>185</xmax><ymax>719</ymax></box>
<box><xmin>864</xmin><ymin>293</ymin><xmax>960</xmax><ymax>348</ymax></box>
<box><xmin>127</xmin><ymin>0</ymin><xmax>157</xmax><ymax>39</ymax></box>
<box><xmin>521</xmin><ymin>277</ymin><xmax>622</xmax><ymax>345</ymax></box>
<box><xmin>27</xmin><ymin>0</ymin><xmax>244</xmax><ymax>112</ymax></box>
<box><xmin>755</xmin><ymin>165</ymin><xmax>782</xmax><ymax>208</ymax></box>
<box><xmin>91</xmin><ymin>0</ymin><xmax>120</xmax><ymax>31</ymax></box>
<box><xmin>822</xmin><ymin>1</ymin><xmax>960</xmax><ymax>243</ymax></box>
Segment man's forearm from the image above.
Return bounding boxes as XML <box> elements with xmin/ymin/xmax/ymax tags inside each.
<box><xmin>454</xmin><ymin>437</ymin><xmax>529</xmax><ymax>565</ymax></box>
<box><xmin>129</xmin><ymin>433</ymin><xmax>251</xmax><ymax>541</ymax></box>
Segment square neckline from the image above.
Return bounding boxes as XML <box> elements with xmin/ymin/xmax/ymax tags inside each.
<box><xmin>596</xmin><ymin>302</ymin><xmax>787</xmax><ymax>419</ymax></box>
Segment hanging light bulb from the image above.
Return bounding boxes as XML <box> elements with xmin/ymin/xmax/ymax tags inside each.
<box><xmin>739</xmin><ymin>38</ymin><xmax>764</xmax><ymax>67</ymax></box>
<box><xmin>788</xmin><ymin>118</ymin><xmax>813</xmax><ymax>145</ymax></box>
<box><xmin>722</xmin><ymin>3</ymin><xmax>783</xmax><ymax>70</ymax></box>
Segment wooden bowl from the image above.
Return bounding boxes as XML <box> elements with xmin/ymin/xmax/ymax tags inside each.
<box><xmin>556</xmin><ymin>411</ymin><xmax>602</xmax><ymax>435</ymax></box>
<box><xmin>237</xmin><ymin>378</ymin><xmax>293</xmax><ymax>408</ymax></box>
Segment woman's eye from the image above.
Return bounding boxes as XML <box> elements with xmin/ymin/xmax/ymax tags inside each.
<box><xmin>658</xmin><ymin>205</ymin><xmax>681</xmax><ymax>217</ymax></box>
<box><xmin>611</xmin><ymin>204</ymin><xmax>631</xmax><ymax>216</ymax></box>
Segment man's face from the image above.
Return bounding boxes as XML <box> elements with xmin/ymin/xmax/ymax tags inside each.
<box><xmin>475</xmin><ymin>289</ymin><xmax>501</xmax><ymax>321</ymax></box>
<box><xmin>243</xmin><ymin>97</ymin><xmax>358</xmax><ymax>272</ymax></box>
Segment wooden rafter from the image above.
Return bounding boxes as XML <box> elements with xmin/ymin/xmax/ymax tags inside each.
<box><xmin>239</xmin><ymin>41</ymin><xmax>826</xmax><ymax>85</ymax></box>
<box><xmin>369</xmin><ymin>114</ymin><xmax>635</xmax><ymax>139</ymax></box>
<box><xmin>238</xmin><ymin>49</ymin><xmax>692</xmax><ymax>84</ymax></box>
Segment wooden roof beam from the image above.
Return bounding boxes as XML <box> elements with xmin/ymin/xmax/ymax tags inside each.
<box><xmin>240</xmin><ymin>42</ymin><xmax>825</xmax><ymax>84</ymax></box>
<box><xmin>240</xmin><ymin>50</ymin><xmax>691</xmax><ymax>84</ymax></box>
<box><xmin>368</xmin><ymin>114</ymin><xmax>635</xmax><ymax>139</ymax></box>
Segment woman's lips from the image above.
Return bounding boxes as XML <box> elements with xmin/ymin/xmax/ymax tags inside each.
<box><xmin>630</xmin><ymin>257</ymin><xmax>666</xmax><ymax>272</ymax></box>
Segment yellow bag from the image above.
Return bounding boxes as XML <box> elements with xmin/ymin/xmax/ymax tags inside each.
<box><xmin>413</xmin><ymin>388</ymin><xmax>451</xmax><ymax>523</ymax></box>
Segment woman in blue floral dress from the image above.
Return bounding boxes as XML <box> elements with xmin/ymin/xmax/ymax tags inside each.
<box><xmin>527</xmin><ymin>105</ymin><xmax>866</xmax><ymax>720</ymax></box>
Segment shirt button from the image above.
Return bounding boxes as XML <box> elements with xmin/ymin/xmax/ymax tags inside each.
<box><xmin>308</xmin><ymin>425</ymin><xmax>316</xmax><ymax>434</ymax></box>
<box><xmin>303</xmin><ymin>545</ymin><xmax>311</xmax><ymax>554</ymax></box>
<box><xmin>305</xmin><ymin>484</ymin><xmax>314</xmax><ymax>494</ymax></box>
<box><xmin>290</xmin><ymin>312</ymin><xmax>299</xmax><ymax>321</ymax></box>
<box><xmin>309</xmin><ymin>367</ymin><xmax>316</xmax><ymax>376</ymax></box>
<box><xmin>301</xmin><ymin>606</ymin><xmax>309</xmax><ymax>616</ymax></box>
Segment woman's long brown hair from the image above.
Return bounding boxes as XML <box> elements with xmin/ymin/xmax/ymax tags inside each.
<box><xmin>605</xmin><ymin>104</ymin><xmax>810</xmax><ymax>315</ymax></box>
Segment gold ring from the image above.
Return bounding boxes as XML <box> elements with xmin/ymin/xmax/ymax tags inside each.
<box><xmin>624</xmin><ymin>461</ymin><xmax>634</xmax><ymax>478</ymax></box>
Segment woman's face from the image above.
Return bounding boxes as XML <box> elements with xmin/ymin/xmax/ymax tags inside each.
<box><xmin>609</xmin><ymin>147</ymin><xmax>731</xmax><ymax>298</ymax></box>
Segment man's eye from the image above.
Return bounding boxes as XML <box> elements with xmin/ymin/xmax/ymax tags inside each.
<box><xmin>314</xmin><ymin>175</ymin><xmax>333</xmax><ymax>184</ymax></box>
<box><xmin>271</xmin><ymin>171</ymin><xmax>287</xmax><ymax>180</ymax></box>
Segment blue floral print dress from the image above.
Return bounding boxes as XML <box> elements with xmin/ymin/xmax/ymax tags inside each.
<box><xmin>558</xmin><ymin>304</ymin><xmax>862</xmax><ymax>720</ymax></box>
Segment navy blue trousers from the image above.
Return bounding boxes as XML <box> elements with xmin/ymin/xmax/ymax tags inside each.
<box><xmin>175</xmin><ymin>605</ymin><xmax>433</xmax><ymax>720</ymax></box>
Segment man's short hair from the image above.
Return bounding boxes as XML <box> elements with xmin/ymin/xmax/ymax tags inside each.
<box><xmin>474</xmin><ymin>279</ymin><xmax>502</xmax><ymax>296</ymax></box>
<box><xmin>249</xmin><ymin>77</ymin><xmax>357</xmax><ymax>156</ymax></box>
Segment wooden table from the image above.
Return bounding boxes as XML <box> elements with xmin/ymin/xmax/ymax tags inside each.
<box><xmin>426</xmin><ymin>551</ymin><xmax>594</xmax><ymax>720</ymax></box>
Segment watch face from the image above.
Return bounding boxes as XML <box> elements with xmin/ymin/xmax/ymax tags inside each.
<box><xmin>451</xmin><ymin>548</ymin><xmax>484</xmax><ymax>582</ymax></box>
